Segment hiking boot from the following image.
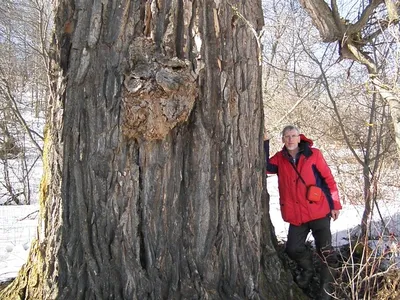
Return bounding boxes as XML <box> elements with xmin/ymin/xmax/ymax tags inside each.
<box><xmin>319</xmin><ymin>282</ymin><xmax>334</xmax><ymax>300</ymax></box>
<box><xmin>295</xmin><ymin>268</ymin><xmax>314</xmax><ymax>289</ymax></box>
<box><xmin>319</xmin><ymin>265</ymin><xmax>335</xmax><ymax>299</ymax></box>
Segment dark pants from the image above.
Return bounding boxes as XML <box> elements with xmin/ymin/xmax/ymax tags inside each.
<box><xmin>286</xmin><ymin>216</ymin><xmax>337</xmax><ymax>269</ymax></box>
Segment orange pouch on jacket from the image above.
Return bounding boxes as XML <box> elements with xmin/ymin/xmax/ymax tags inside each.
<box><xmin>307</xmin><ymin>185</ymin><xmax>322</xmax><ymax>202</ymax></box>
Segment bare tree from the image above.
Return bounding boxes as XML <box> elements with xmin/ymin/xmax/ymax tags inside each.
<box><xmin>298</xmin><ymin>0</ymin><xmax>400</xmax><ymax>158</ymax></box>
<box><xmin>261</xmin><ymin>0</ymin><xmax>327</xmax><ymax>140</ymax></box>
<box><xmin>0</xmin><ymin>0</ymin><xmax>51</xmax><ymax>204</ymax></box>
<box><xmin>307</xmin><ymin>51</ymin><xmax>396</xmax><ymax>240</ymax></box>
<box><xmin>0</xmin><ymin>1</ymin><xmax>308</xmax><ymax>299</ymax></box>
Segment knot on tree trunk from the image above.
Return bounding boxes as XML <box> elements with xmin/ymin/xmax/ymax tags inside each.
<box><xmin>122</xmin><ymin>37</ymin><xmax>198</xmax><ymax>141</ymax></box>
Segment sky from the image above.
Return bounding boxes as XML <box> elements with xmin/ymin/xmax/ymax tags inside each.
<box><xmin>0</xmin><ymin>175</ymin><xmax>398</xmax><ymax>283</ymax></box>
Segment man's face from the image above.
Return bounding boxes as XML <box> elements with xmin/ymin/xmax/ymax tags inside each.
<box><xmin>282</xmin><ymin>129</ymin><xmax>300</xmax><ymax>151</ymax></box>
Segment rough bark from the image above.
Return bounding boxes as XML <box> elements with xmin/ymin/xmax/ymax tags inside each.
<box><xmin>298</xmin><ymin>0</ymin><xmax>400</xmax><ymax>159</ymax></box>
<box><xmin>1</xmin><ymin>0</ymin><xmax>306</xmax><ymax>299</ymax></box>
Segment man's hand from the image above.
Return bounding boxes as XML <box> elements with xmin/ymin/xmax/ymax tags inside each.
<box><xmin>263</xmin><ymin>126</ymin><xmax>270</xmax><ymax>141</ymax></box>
<box><xmin>331</xmin><ymin>210</ymin><xmax>340</xmax><ymax>221</ymax></box>
<box><xmin>264</xmin><ymin>132</ymin><xmax>269</xmax><ymax>141</ymax></box>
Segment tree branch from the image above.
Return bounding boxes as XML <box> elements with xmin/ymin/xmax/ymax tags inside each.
<box><xmin>348</xmin><ymin>0</ymin><xmax>384</xmax><ymax>34</ymax></box>
<box><xmin>298</xmin><ymin>0</ymin><xmax>341</xmax><ymax>42</ymax></box>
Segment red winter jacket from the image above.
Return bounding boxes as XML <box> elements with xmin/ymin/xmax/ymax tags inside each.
<box><xmin>265</xmin><ymin>134</ymin><xmax>342</xmax><ymax>226</ymax></box>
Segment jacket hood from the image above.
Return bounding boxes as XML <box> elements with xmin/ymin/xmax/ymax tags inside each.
<box><xmin>299</xmin><ymin>133</ymin><xmax>313</xmax><ymax>147</ymax></box>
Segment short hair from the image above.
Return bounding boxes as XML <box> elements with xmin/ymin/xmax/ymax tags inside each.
<box><xmin>281</xmin><ymin>125</ymin><xmax>300</xmax><ymax>137</ymax></box>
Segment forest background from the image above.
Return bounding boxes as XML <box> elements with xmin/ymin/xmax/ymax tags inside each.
<box><xmin>0</xmin><ymin>0</ymin><xmax>399</xmax><ymax>299</ymax></box>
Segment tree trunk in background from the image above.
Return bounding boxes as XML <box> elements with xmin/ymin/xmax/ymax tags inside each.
<box><xmin>1</xmin><ymin>0</ymin><xmax>305</xmax><ymax>299</ymax></box>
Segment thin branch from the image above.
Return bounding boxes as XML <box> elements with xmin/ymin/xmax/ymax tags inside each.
<box><xmin>349</xmin><ymin>0</ymin><xmax>384</xmax><ymax>34</ymax></box>
<box><xmin>270</xmin><ymin>79</ymin><xmax>322</xmax><ymax>132</ymax></box>
<box><xmin>301</xmin><ymin>43</ymin><xmax>365</xmax><ymax>165</ymax></box>
<box><xmin>0</xmin><ymin>73</ymin><xmax>43</xmax><ymax>155</ymax></box>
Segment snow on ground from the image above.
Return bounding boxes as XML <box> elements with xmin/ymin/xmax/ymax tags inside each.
<box><xmin>0</xmin><ymin>175</ymin><xmax>399</xmax><ymax>283</ymax></box>
<box><xmin>0</xmin><ymin>204</ymin><xmax>38</xmax><ymax>281</ymax></box>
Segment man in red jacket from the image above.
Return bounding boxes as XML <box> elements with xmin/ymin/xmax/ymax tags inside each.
<box><xmin>265</xmin><ymin>125</ymin><xmax>342</xmax><ymax>300</ymax></box>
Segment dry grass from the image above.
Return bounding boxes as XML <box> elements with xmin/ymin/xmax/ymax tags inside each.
<box><xmin>276</xmin><ymin>238</ymin><xmax>400</xmax><ymax>299</ymax></box>
<box><xmin>334</xmin><ymin>239</ymin><xmax>400</xmax><ymax>300</ymax></box>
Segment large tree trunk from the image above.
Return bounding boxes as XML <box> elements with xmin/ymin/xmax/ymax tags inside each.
<box><xmin>1</xmin><ymin>1</ymin><xmax>305</xmax><ymax>299</ymax></box>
